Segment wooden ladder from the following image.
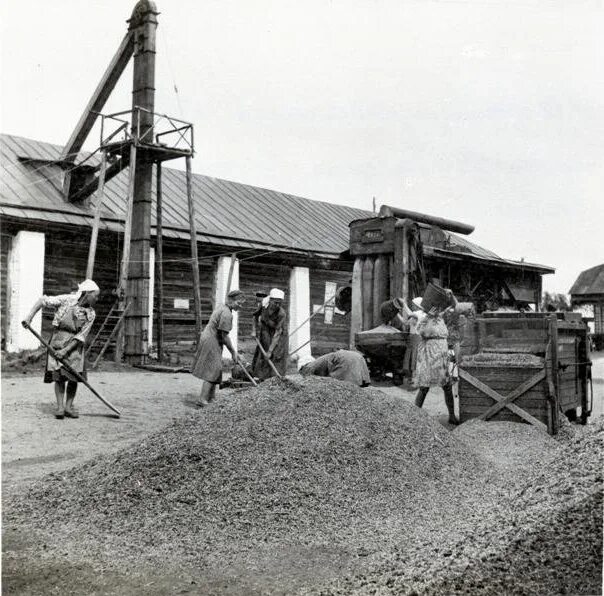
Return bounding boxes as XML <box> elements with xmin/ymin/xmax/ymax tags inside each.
<box><xmin>86</xmin><ymin>299</ymin><xmax>131</xmax><ymax>368</ymax></box>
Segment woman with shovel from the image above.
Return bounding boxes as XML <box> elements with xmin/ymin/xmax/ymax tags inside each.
<box><xmin>252</xmin><ymin>288</ymin><xmax>287</xmax><ymax>380</ymax></box>
<box><xmin>191</xmin><ymin>289</ymin><xmax>246</xmax><ymax>406</ymax></box>
<box><xmin>23</xmin><ymin>279</ymin><xmax>100</xmax><ymax>419</ymax></box>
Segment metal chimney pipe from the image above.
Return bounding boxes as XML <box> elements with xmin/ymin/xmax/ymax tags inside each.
<box><xmin>378</xmin><ymin>205</ymin><xmax>475</xmax><ymax>235</ymax></box>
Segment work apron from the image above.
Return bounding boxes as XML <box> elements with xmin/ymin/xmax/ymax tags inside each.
<box><xmin>44</xmin><ymin>306</ymin><xmax>88</xmax><ymax>384</ymax></box>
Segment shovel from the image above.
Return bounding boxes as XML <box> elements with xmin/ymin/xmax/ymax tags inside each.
<box><xmin>233</xmin><ymin>357</ymin><xmax>258</xmax><ymax>387</ymax></box>
<box><xmin>22</xmin><ymin>321</ymin><xmax>121</xmax><ymax>417</ymax></box>
<box><xmin>254</xmin><ymin>337</ymin><xmax>283</xmax><ymax>379</ymax></box>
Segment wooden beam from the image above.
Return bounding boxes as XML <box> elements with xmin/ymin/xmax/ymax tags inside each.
<box><xmin>156</xmin><ymin>162</ymin><xmax>164</xmax><ymax>363</ymax></box>
<box><xmin>118</xmin><ymin>145</ymin><xmax>137</xmax><ymax>293</ymax></box>
<box><xmin>70</xmin><ymin>150</ymin><xmax>131</xmax><ymax>202</ymax></box>
<box><xmin>186</xmin><ymin>156</ymin><xmax>202</xmax><ymax>339</ymax></box>
<box><xmin>349</xmin><ymin>257</ymin><xmax>363</xmax><ymax>348</ymax></box>
<box><xmin>61</xmin><ymin>31</ymin><xmax>134</xmax><ymax>163</ymax></box>
<box><xmin>86</xmin><ymin>151</ymin><xmax>107</xmax><ymax>279</ymax></box>
<box><xmin>226</xmin><ymin>252</ymin><xmax>237</xmax><ymax>294</ymax></box>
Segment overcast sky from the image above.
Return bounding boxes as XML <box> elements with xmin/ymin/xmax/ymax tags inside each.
<box><xmin>1</xmin><ymin>0</ymin><xmax>602</xmax><ymax>294</ymax></box>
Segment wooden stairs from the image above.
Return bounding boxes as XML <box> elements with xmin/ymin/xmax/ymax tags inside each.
<box><xmin>86</xmin><ymin>299</ymin><xmax>131</xmax><ymax>368</ymax></box>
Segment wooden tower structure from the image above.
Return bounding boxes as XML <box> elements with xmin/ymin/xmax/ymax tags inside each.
<box><xmin>59</xmin><ymin>1</ymin><xmax>201</xmax><ymax>364</ymax></box>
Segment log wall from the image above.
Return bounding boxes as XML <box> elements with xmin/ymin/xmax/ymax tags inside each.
<box><xmin>0</xmin><ymin>228</ymin><xmax>12</xmax><ymax>348</ymax></box>
<box><xmin>309</xmin><ymin>269</ymin><xmax>352</xmax><ymax>356</ymax></box>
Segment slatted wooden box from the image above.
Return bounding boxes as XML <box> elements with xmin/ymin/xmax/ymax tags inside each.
<box><xmin>458</xmin><ymin>313</ymin><xmax>591</xmax><ymax>435</ymax></box>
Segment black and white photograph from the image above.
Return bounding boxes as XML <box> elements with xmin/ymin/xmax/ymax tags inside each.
<box><xmin>1</xmin><ymin>1</ymin><xmax>602</xmax><ymax>594</ymax></box>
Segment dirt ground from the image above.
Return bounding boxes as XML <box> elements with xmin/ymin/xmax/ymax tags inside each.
<box><xmin>2</xmin><ymin>353</ymin><xmax>602</xmax><ymax>487</ymax></box>
<box><xmin>2</xmin><ymin>353</ymin><xmax>603</xmax><ymax>595</ymax></box>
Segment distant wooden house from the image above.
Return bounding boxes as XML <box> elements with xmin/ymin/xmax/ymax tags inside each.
<box><xmin>1</xmin><ymin>133</ymin><xmax>554</xmax><ymax>362</ymax></box>
<box><xmin>570</xmin><ymin>264</ymin><xmax>604</xmax><ymax>349</ymax></box>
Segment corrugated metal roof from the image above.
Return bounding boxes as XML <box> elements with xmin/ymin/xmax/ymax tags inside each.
<box><xmin>0</xmin><ymin>133</ymin><xmax>553</xmax><ymax>272</ymax></box>
<box><xmin>1</xmin><ymin>133</ymin><xmax>368</xmax><ymax>255</ymax></box>
<box><xmin>569</xmin><ymin>264</ymin><xmax>604</xmax><ymax>297</ymax></box>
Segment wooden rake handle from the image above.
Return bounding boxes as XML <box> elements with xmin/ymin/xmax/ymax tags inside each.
<box><xmin>254</xmin><ymin>337</ymin><xmax>283</xmax><ymax>379</ymax></box>
<box><xmin>22</xmin><ymin>321</ymin><xmax>121</xmax><ymax>417</ymax></box>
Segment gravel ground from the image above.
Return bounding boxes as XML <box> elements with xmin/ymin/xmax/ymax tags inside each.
<box><xmin>3</xmin><ymin>375</ymin><xmax>603</xmax><ymax>595</ymax></box>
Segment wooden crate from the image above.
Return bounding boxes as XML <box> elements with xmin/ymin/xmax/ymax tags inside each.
<box><xmin>458</xmin><ymin>313</ymin><xmax>592</xmax><ymax>435</ymax></box>
<box><xmin>459</xmin><ymin>363</ymin><xmax>552</xmax><ymax>431</ymax></box>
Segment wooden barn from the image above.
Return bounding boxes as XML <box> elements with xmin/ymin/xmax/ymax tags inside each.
<box><xmin>1</xmin><ymin>133</ymin><xmax>554</xmax><ymax>365</ymax></box>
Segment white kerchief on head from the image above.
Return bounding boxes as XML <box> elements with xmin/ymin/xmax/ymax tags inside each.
<box><xmin>269</xmin><ymin>288</ymin><xmax>285</xmax><ymax>300</ymax></box>
<box><xmin>77</xmin><ymin>279</ymin><xmax>100</xmax><ymax>297</ymax></box>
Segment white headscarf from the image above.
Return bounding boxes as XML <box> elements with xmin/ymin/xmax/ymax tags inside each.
<box><xmin>269</xmin><ymin>288</ymin><xmax>285</xmax><ymax>300</ymax></box>
<box><xmin>76</xmin><ymin>279</ymin><xmax>100</xmax><ymax>298</ymax></box>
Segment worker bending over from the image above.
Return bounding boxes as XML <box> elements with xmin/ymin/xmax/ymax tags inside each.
<box><xmin>297</xmin><ymin>350</ymin><xmax>371</xmax><ymax>387</ymax></box>
<box><xmin>192</xmin><ymin>290</ymin><xmax>246</xmax><ymax>406</ymax></box>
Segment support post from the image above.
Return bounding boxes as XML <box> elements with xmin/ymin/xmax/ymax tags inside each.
<box><xmin>215</xmin><ymin>256</ymin><xmax>239</xmax><ymax>355</ymax></box>
<box><xmin>115</xmin><ymin>143</ymin><xmax>137</xmax><ymax>362</ymax></box>
<box><xmin>226</xmin><ymin>252</ymin><xmax>237</xmax><ymax>293</ymax></box>
<box><xmin>186</xmin><ymin>155</ymin><xmax>202</xmax><ymax>340</ymax></box>
<box><xmin>122</xmin><ymin>1</ymin><xmax>159</xmax><ymax>363</ymax></box>
<box><xmin>288</xmin><ymin>266</ymin><xmax>312</xmax><ymax>361</ymax></box>
<box><xmin>6</xmin><ymin>231</ymin><xmax>45</xmax><ymax>352</ymax></box>
<box><xmin>393</xmin><ymin>219</ymin><xmax>412</xmax><ymax>301</ymax></box>
<box><xmin>155</xmin><ymin>161</ymin><xmax>164</xmax><ymax>362</ymax></box>
<box><xmin>349</xmin><ymin>257</ymin><xmax>363</xmax><ymax>348</ymax></box>
<box><xmin>86</xmin><ymin>151</ymin><xmax>108</xmax><ymax>279</ymax></box>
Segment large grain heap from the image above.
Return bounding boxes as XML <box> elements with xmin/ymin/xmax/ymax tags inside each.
<box><xmin>4</xmin><ymin>377</ymin><xmax>603</xmax><ymax>595</ymax></box>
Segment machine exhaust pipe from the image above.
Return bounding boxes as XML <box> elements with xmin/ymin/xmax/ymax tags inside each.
<box><xmin>378</xmin><ymin>205</ymin><xmax>475</xmax><ymax>235</ymax></box>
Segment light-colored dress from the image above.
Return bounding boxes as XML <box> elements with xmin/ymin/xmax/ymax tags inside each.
<box><xmin>413</xmin><ymin>315</ymin><xmax>450</xmax><ymax>388</ymax></box>
<box><xmin>300</xmin><ymin>350</ymin><xmax>370</xmax><ymax>387</ymax></box>
<box><xmin>42</xmin><ymin>294</ymin><xmax>96</xmax><ymax>383</ymax></box>
<box><xmin>403</xmin><ymin>311</ymin><xmax>425</xmax><ymax>376</ymax></box>
<box><xmin>191</xmin><ymin>304</ymin><xmax>233</xmax><ymax>384</ymax></box>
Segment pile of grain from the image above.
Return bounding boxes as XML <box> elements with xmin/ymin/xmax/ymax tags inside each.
<box><xmin>5</xmin><ymin>377</ymin><xmax>493</xmax><ymax>590</ymax></box>
<box><xmin>4</xmin><ymin>378</ymin><xmax>602</xmax><ymax>595</ymax></box>
<box><xmin>461</xmin><ymin>352</ymin><xmax>544</xmax><ymax>367</ymax></box>
<box><xmin>318</xmin><ymin>418</ymin><xmax>603</xmax><ymax>596</ymax></box>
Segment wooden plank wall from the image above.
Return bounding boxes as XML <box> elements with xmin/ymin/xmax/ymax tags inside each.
<box><xmin>238</xmin><ymin>259</ymin><xmax>291</xmax><ymax>338</ymax></box>
<box><xmin>43</xmin><ymin>227</ymin><xmax>121</xmax><ymax>338</ymax></box>
<box><xmin>310</xmin><ymin>269</ymin><xmax>352</xmax><ymax>356</ymax></box>
<box><xmin>158</xmin><ymin>239</ymin><xmax>215</xmax><ymax>344</ymax></box>
<box><xmin>0</xmin><ymin>228</ymin><xmax>12</xmax><ymax>348</ymax></box>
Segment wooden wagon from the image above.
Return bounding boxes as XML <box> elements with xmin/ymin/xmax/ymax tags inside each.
<box><xmin>458</xmin><ymin>312</ymin><xmax>592</xmax><ymax>435</ymax></box>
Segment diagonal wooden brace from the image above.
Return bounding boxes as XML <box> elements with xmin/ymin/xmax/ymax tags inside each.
<box><xmin>479</xmin><ymin>369</ymin><xmax>546</xmax><ymax>421</ymax></box>
<box><xmin>459</xmin><ymin>368</ymin><xmax>547</xmax><ymax>432</ymax></box>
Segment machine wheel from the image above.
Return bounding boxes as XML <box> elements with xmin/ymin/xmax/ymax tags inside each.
<box><xmin>564</xmin><ymin>408</ymin><xmax>577</xmax><ymax>422</ymax></box>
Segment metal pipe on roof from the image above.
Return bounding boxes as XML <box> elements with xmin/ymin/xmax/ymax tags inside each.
<box><xmin>378</xmin><ymin>205</ymin><xmax>475</xmax><ymax>235</ymax></box>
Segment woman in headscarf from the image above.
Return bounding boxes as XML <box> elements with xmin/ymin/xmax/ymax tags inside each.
<box><xmin>22</xmin><ymin>279</ymin><xmax>100</xmax><ymax>419</ymax></box>
<box><xmin>413</xmin><ymin>289</ymin><xmax>459</xmax><ymax>425</ymax></box>
<box><xmin>191</xmin><ymin>289</ymin><xmax>246</xmax><ymax>406</ymax></box>
<box><xmin>252</xmin><ymin>288</ymin><xmax>287</xmax><ymax>380</ymax></box>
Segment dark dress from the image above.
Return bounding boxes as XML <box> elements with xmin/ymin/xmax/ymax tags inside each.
<box><xmin>252</xmin><ymin>304</ymin><xmax>287</xmax><ymax>380</ymax></box>
<box><xmin>300</xmin><ymin>350</ymin><xmax>370</xmax><ymax>387</ymax></box>
<box><xmin>191</xmin><ymin>304</ymin><xmax>233</xmax><ymax>384</ymax></box>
